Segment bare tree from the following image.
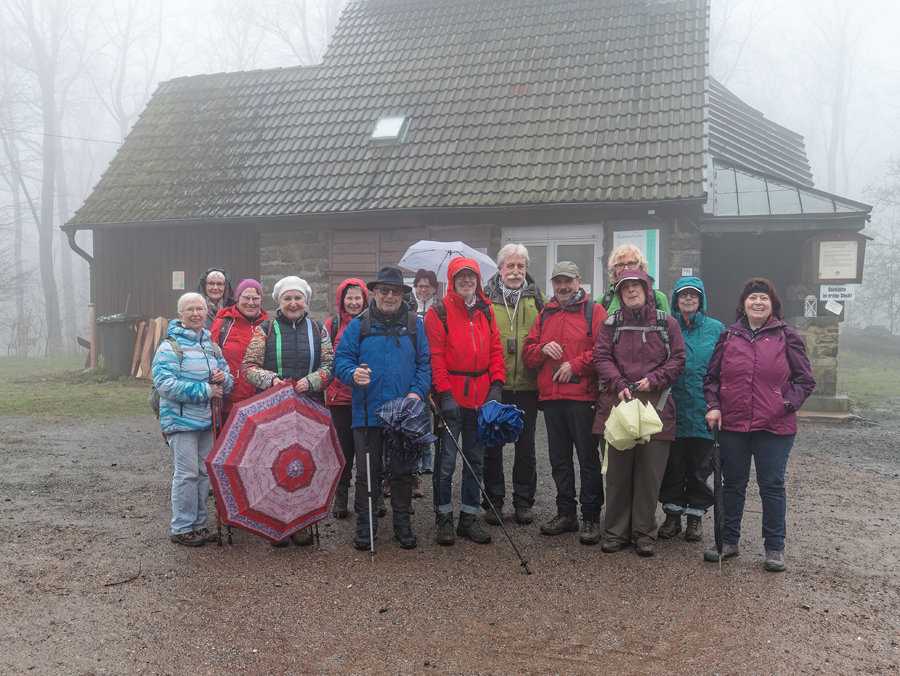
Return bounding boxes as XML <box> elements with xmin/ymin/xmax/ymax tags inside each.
<box><xmin>242</xmin><ymin>0</ymin><xmax>348</xmax><ymax>66</ymax></box>
<box><xmin>710</xmin><ymin>0</ymin><xmax>776</xmax><ymax>85</ymax></box>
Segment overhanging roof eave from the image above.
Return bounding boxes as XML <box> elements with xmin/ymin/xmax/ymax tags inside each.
<box><xmin>698</xmin><ymin>212</ymin><xmax>870</xmax><ymax>234</ymax></box>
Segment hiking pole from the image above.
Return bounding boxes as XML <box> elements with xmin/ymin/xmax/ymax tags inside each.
<box><xmin>361</xmin><ymin>364</ymin><xmax>376</xmax><ymax>563</ymax></box>
<box><xmin>435</xmin><ymin>410</ymin><xmax>532</xmax><ymax>575</ymax></box>
<box><xmin>712</xmin><ymin>424</ymin><xmax>724</xmax><ymax>571</ymax></box>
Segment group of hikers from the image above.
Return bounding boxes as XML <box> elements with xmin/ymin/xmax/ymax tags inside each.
<box><xmin>151</xmin><ymin>242</ymin><xmax>815</xmax><ymax>572</ymax></box>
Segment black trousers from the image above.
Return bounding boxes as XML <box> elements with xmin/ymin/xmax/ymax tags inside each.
<box><xmin>331</xmin><ymin>405</ymin><xmax>355</xmax><ymax>492</ymax></box>
<box><xmin>353</xmin><ymin>427</ymin><xmax>414</xmax><ymax>528</ymax></box>
<box><xmin>542</xmin><ymin>400</ymin><xmax>604</xmax><ymax>519</ymax></box>
<box><xmin>482</xmin><ymin>390</ymin><xmax>539</xmax><ymax>510</ymax></box>
<box><xmin>658</xmin><ymin>436</ymin><xmax>715</xmax><ymax>514</ymax></box>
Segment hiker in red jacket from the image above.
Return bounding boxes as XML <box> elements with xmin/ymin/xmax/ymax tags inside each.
<box><xmin>425</xmin><ymin>257</ymin><xmax>506</xmax><ymax>547</ymax></box>
<box><xmin>522</xmin><ymin>261</ymin><xmax>607</xmax><ymax>545</ymax></box>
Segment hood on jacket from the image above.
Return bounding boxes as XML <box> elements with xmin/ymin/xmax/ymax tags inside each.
<box><xmin>447</xmin><ymin>257</ymin><xmax>490</xmax><ymax>304</ymax></box>
<box><xmin>671</xmin><ymin>276</ymin><xmax>707</xmax><ymax>327</ymax></box>
<box><xmin>166</xmin><ymin>318</ymin><xmax>210</xmax><ymax>343</ymax></box>
<box><xmin>336</xmin><ymin>278</ymin><xmax>369</xmax><ymax>321</ymax></box>
<box><xmin>196</xmin><ymin>267</ymin><xmax>235</xmax><ymax>302</ymax></box>
<box><xmin>614</xmin><ymin>269</ymin><xmax>656</xmax><ymax>311</ymax></box>
<box><xmin>483</xmin><ymin>270</ymin><xmax>542</xmax><ymax>301</ymax></box>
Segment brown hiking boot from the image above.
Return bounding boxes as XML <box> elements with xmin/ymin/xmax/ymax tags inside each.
<box><xmin>456</xmin><ymin>513</ymin><xmax>492</xmax><ymax>544</ymax></box>
<box><xmin>657</xmin><ymin>513</ymin><xmax>682</xmax><ymax>540</ymax></box>
<box><xmin>290</xmin><ymin>527</ymin><xmax>313</xmax><ymax>546</ymax></box>
<box><xmin>540</xmin><ymin>514</ymin><xmax>579</xmax><ymax>536</ymax></box>
<box><xmin>411</xmin><ymin>474</ymin><xmax>424</xmax><ymax>498</ymax></box>
<box><xmin>579</xmin><ymin>516</ymin><xmax>602</xmax><ymax>545</ymax></box>
<box><xmin>685</xmin><ymin>515</ymin><xmax>703</xmax><ymax>541</ymax></box>
<box><xmin>332</xmin><ymin>490</ymin><xmax>349</xmax><ymax>519</ymax></box>
<box><xmin>764</xmin><ymin>549</ymin><xmax>786</xmax><ymax>572</ymax></box>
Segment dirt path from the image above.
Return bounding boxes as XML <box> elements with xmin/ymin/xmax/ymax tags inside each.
<box><xmin>1</xmin><ymin>412</ymin><xmax>898</xmax><ymax>675</ymax></box>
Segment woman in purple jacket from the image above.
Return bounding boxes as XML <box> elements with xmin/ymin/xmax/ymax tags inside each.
<box><xmin>703</xmin><ymin>278</ymin><xmax>814</xmax><ymax>572</ymax></box>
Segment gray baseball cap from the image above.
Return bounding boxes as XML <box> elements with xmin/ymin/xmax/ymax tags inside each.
<box><xmin>550</xmin><ymin>261</ymin><xmax>580</xmax><ymax>279</ymax></box>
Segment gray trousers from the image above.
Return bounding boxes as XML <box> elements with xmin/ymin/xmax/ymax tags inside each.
<box><xmin>603</xmin><ymin>439</ymin><xmax>670</xmax><ymax>545</ymax></box>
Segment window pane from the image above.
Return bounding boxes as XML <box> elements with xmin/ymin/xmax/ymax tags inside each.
<box><xmin>738</xmin><ymin>190</ymin><xmax>771</xmax><ymax>215</ymax></box>
<box><xmin>715</xmin><ymin>191</ymin><xmax>739</xmax><ymax>216</ymax></box>
<box><xmin>526</xmin><ymin>245</ymin><xmax>548</xmax><ymax>294</ymax></box>
<box><xmin>715</xmin><ymin>165</ymin><xmax>737</xmax><ymax>194</ymax></box>
<box><xmin>767</xmin><ymin>187</ymin><xmax>801</xmax><ymax>214</ymax></box>
<box><xmin>800</xmin><ymin>191</ymin><xmax>836</xmax><ymax>213</ymax></box>
<box><xmin>556</xmin><ymin>244</ymin><xmax>595</xmax><ymax>297</ymax></box>
<box><xmin>735</xmin><ymin>171</ymin><xmax>767</xmax><ymax>192</ymax></box>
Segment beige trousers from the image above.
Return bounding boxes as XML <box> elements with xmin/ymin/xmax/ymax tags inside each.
<box><xmin>603</xmin><ymin>439</ymin><xmax>670</xmax><ymax>545</ymax></box>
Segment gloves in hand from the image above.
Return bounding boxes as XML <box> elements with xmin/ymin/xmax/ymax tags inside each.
<box><xmin>486</xmin><ymin>381</ymin><xmax>503</xmax><ymax>404</ymax></box>
<box><xmin>439</xmin><ymin>392</ymin><xmax>460</xmax><ymax>422</ymax></box>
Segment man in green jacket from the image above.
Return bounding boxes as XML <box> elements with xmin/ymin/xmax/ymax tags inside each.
<box><xmin>481</xmin><ymin>243</ymin><xmax>546</xmax><ymax>525</ymax></box>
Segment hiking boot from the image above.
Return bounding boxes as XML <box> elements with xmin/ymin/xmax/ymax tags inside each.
<box><xmin>601</xmin><ymin>539</ymin><xmax>626</xmax><ymax>553</ymax></box>
<box><xmin>704</xmin><ymin>542</ymin><xmax>740</xmax><ymax>562</ymax></box>
<box><xmin>332</xmin><ymin>490</ymin><xmax>349</xmax><ymax>519</ymax></box>
<box><xmin>540</xmin><ymin>513</ymin><xmax>579</xmax><ymax>536</ymax></box>
<box><xmin>394</xmin><ymin>524</ymin><xmax>418</xmax><ymax>549</ymax></box>
<box><xmin>411</xmin><ymin>474</ymin><xmax>424</xmax><ymax>499</ymax></box>
<box><xmin>483</xmin><ymin>507</ymin><xmax>503</xmax><ymax>526</ymax></box>
<box><xmin>657</xmin><ymin>513</ymin><xmax>682</xmax><ymax>540</ymax></box>
<box><xmin>170</xmin><ymin>531</ymin><xmax>205</xmax><ymax>547</ymax></box>
<box><xmin>514</xmin><ymin>506</ymin><xmax>534</xmax><ymax>525</ymax></box>
<box><xmin>579</xmin><ymin>516</ymin><xmax>602</xmax><ymax>545</ymax></box>
<box><xmin>377</xmin><ymin>493</ymin><xmax>386</xmax><ymax>517</ymax></box>
<box><xmin>353</xmin><ymin>526</ymin><xmax>376</xmax><ymax>551</ymax></box>
<box><xmin>685</xmin><ymin>515</ymin><xmax>703</xmax><ymax>542</ymax></box>
<box><xmin>635</xmin><ymin>540</ymin><xmax>656</xmax><ymax>557</ymax></box>
<box><xmin>193</xmin><ymin>527</ymin><xmax>219</xmax><ymax>543</ymax></box>
<box><xmin>764</xmin><ymin>549</ymin><xmax>786</xmax><ymax>572</ymax></box>
<box><xmin>435</xmin><ymin>512</ymin><xmax>456</xmax><ymax>546</ymax></box>
<box><xmin>290</xmin><ymin>527</ymin><xmax>313</xmax><ymax>546</ymax></box>
<box><xmin>457</xmin><ymin>513</ymin><xmax>492</xmax><ymax>544</ymax></box>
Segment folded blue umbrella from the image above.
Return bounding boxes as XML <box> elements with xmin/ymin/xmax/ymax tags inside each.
<box><xmin>477</xmin><ymin>401</ymin><xmax>524</xmax><ymax>448</ymax></box>
<box><xmin>375</xmin><ymin>397</ymin><xmax>437</xmax><ymax>463</ymax></box>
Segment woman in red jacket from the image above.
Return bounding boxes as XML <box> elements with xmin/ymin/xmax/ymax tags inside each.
<box><xmin>324</xmin><ymin>278</ymin><xmax>369</xmax><ymax>519</ymax></box>
<box><xmin>425</xmin><ymin>257</ymin><xmax>506</xmax><ymax>546</ymax></box>
<box><xmin>209</xmin><ymin>279</ymin><xmax>268</xmax><ymax>419</ymax></box>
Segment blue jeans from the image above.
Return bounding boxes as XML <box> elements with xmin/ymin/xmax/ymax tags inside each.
<box><xmin>433</xmin><ymin>407</ymin><xmax>483</xmax><ymax>515</ymax></box>
<box><xmin>168</xmin><ymin>429</ymin><xmax>213</xmax><ymax>535</ymax></box>
<box><xmin>720</xmin><ymin>430</ymin><xmax>795</xmax><ymax>550</ymax></box>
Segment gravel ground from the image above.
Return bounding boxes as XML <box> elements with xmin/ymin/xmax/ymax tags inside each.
<box><xmin>1</xmin><ymin>407</ymin><xmax>898</xmax><ymax>675</ymax></box>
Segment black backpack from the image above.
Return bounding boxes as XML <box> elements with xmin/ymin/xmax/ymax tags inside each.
<box><xmin>539</xmin><ymin>298</ymin><xmax>596</xmax><ymax>336</ymax></box>
<box><xmin>358</xmin><ymin>308</ymin><xmax>418</xmax><ymax>349</ymax></box>
<box><xmin>604</xmin><ymin>308</ymin><xmax>672</xmax><ymax>362</ymax></box>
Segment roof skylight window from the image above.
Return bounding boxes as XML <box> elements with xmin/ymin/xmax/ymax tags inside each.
<box><xmin>370</xmin><ymin>115</ymin><xmax>409</xmax><ymax>144</ymax></box>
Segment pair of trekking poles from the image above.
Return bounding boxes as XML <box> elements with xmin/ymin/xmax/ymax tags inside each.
<box><xmin>359</xmin><ymin>365</ymin><xmax>531</xmax><ymax>574</ymax></box>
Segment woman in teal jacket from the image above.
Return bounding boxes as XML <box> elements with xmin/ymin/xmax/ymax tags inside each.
<box><xmin>657</xmin><ymin>277</ymin><xmax>725</xmax><ymax>542</ymax></box>
<box><xmin>152</xmin><ymin>292</ymin><xmax>233</xmax><ymax>547</ymax></box>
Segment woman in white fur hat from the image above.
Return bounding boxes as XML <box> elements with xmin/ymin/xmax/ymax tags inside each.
<box><xmin>242</xmin><ymin>276</ymin><xmax>335</xmax><ymax>547</ymax></box>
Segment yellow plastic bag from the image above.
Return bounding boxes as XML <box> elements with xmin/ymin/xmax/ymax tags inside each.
<box><xmin>602</xmin><ymin>398</ymin><xmax>664</xmax><ymax>474</ymax></box>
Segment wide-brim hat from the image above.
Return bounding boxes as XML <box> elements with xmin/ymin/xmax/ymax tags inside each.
<box><xmin>367</xmin><ymin>266</ymin><xmax>412</xmax><ymax>293</ymax></box>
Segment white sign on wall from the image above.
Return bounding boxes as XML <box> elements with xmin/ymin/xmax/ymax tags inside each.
<box><xmin>820</xmin><ymin>284</ymin><xmax>856</xmax><ymax>301</ymax></box>
<box><xmin>613</xmin><ymin>229</ymin><xmax>660</xmax><ymax>282</ymax></box>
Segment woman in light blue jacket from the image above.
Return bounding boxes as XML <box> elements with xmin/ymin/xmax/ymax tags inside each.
<box><xmin>152</xmin><ymin>292</ymin><xmax>233</xmax><ymax>547</ymax></box>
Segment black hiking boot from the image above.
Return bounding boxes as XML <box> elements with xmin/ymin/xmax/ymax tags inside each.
<box><xmin>332</xmin><ymin>490</ymin><xmax>349</xmax><ymax>519</ymax></box>
<box><xmin>457</xmin><ymin>512</ymin><xmax>492</xmax><ymax>544</ymax></box>
<box><xmin>657</xmin><ymin>513</ymin><xmax>682</xmax><ymax>540</ymax></box>
<box><xmin>435</xmin><ymin>512</ymin><xmax>456</xmax><ymax>546</ymax></box>
<box><xmin>353</xmin><ymin>526</ymin><xmax>376</xmax><ymax>551</ymax></box>
<box><xmin>394</xmin><ymin>524</ymin><xmax>418</xmax><ymax>549</ymax></box>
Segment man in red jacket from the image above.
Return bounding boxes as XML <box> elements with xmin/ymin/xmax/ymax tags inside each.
<box><xmin>425</xmin><ymin>257</ymin><xmax>506</xmax><ymax>546</ymax></box>
<box><xmin>522</xmin><ymin>262</ymin><xmax>608</xmax><ymax>545</ymax></box>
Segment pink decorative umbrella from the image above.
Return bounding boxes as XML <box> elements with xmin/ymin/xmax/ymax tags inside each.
<box><xmin>206</xmin><ymin>382</ymin><xmax>345</xmax><ymax>543</ymax></box>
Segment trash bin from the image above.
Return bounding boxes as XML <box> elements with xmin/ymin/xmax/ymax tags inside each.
<box><xmin>95</xmin><ymin>314</ymin><xmax>147</xmax><ymax>380</ymax></box>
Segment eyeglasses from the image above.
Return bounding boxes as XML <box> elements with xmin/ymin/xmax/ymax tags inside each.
<box><xmin>678</xmin><ymin>290</ymin><xmax>700</xmax><ymax>298</ymax></box>
<box><xmin>206</xmin><ymin>281</ymin><xmax>225</xmax><ymax>288</ymax></box>
<box><xmin>376</xmin><ymin>287</ymin><xmax>404</xmax><ymax>297</ymax></box>
<box><xmin>613</xmin><ymin>260</ymin><xmax>640</xmax><ymax>271</ymax></box>
<box><xmin>415</xmin><ymin>283</ymin><xmax>434</xmax><ymax>290</ymax></box>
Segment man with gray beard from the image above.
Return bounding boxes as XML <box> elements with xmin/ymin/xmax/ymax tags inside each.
<box><xmin>480</xmin><ymin>244</ymin><xmax>546</xmax><ymax>526</ymax></box>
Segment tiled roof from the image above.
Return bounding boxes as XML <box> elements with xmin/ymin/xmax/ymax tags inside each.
<box><xmin>708</xmin><ymin>78</ymin><xmax>814</xmax><ymax>188</ymax></box>
<box><xmin>70</xmin><ymin>0</ymin><xmax>709</xmax><ymax>225</ymax></box>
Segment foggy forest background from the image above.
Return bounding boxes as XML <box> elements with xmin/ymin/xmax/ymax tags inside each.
<box><xmin>1</xmin><ymin>0</ymin><xmax>898</xmax><ymax>358</ymax></box>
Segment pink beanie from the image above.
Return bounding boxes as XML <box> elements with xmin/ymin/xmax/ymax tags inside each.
<box><xmin>234</xmin><ymin>279</ymin><xmax>263</xmax><ymax>299</ymax></box>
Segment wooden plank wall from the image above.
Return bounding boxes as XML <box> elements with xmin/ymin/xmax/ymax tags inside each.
<box><xmin>94</xmin><ymin>224</ymin><xmax>259</xmax><ymax>319</ymax></box>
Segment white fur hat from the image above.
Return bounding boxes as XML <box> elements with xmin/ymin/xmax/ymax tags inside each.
<box><xmin>272</xmin><ymin>276</ymin><xmax>312</xmax><ymax>304</ymax></box>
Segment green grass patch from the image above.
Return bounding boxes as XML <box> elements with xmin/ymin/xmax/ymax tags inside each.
<box><xmin>837</xmin><ymin>348</ymin><xmax>900</xmax><ymax>407</ymax></box>
<box><xmin>0</xmin><ymin>357</ymin><xmax>149</xmax><ymax>418</ymax></box>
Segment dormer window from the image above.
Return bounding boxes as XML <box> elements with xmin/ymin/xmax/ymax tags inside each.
<box><xmin>370</xmin><ymin>115</ymin><xmax>409</xmax><ymax>145</ymax></box>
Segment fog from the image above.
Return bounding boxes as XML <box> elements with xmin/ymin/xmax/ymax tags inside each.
<box><xmin>1</xmin><ymin>0</ymin><xmax>898</xmax><ymax>356</ymax></box>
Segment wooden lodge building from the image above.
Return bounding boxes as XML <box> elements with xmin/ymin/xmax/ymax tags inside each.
<box><xmin>64</xmin><ymin>0</ymin><xmax>870</xmax><ymax>404</ymax></box>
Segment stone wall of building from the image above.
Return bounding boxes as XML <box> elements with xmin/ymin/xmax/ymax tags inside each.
<box><xmin>793</xmin><ymin>316</ymin><xmax>840</xmax><ymax>395</ymax></box>
<box><xmin>259</xmin><ymin>229</ymin><xmax>331</xmax><ymax>319</ymax></box>
<box><xmin>666</xmin><ymin>219</ymin><xmax>704</xmax><ymax>295</ymax></box>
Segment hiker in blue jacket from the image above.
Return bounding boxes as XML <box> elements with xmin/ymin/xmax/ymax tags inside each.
<box><xmin>152</xmin><ymin>292</ymin><xmax>233</xmax><ymax>548</ymax></box>
<box><xmin>657</xmin><ymin>277</ymin><xmax>725</xmax><ymax>542</ymax></box>
<box><xmin>333</xmin><ymin>267</ymin><xmax>431</xmax><ymax>551</ymax></box>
